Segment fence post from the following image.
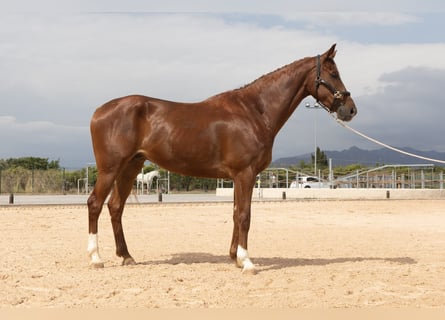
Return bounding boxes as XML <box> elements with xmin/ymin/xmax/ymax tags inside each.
<box><xmin>356</xmin><ymin>170</ymin><xmax>359</xmax><ymax>188</ymax></box>
<box><xmin>440</xmin><ymin>172</ymin><xmax>443</xmax><ymax>190</ymax></box>
<box><xmin>392</xmin><ymin>170</ymin><xmax>395</xmax><ymax>189</ymax></box>
<box><xmin>32</xmin><ymin>167</ymin><xmax>35</xmax><ymax>193</ymax></box>
<box><xmin>62</xmin><ymin>168</ymin><xmax>66</xmax><ymax>195</ymax></box>
<box><xmin>328</xmin><ymin>158</ymin><xmax>333</xmax><ymax>187</ymax></box>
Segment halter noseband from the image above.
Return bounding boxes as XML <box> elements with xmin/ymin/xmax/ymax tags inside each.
<box><xmin>314</xmin><ymin>54</ymin><xmax>350</xmax><ymax>112</ymax></box>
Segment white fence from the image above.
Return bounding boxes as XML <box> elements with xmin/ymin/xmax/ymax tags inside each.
<box><xmin>216</xmin><ymin>187</ymin><xmax>445</xmax><ymax>200</ymax></box>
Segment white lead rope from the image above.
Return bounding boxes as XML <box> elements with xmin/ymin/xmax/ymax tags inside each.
<box><xmin>333</xmin><ymin>116</ymin><xmax>445</xmax><ymax>165</ymax></box>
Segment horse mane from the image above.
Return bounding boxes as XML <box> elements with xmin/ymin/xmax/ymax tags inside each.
<box><xmin>236</xmin><ymin>61</ymin><xmax>295</xmax><ymax>91</ymax></box>
<box><xmin>202</xmin><ymin>56</ymin><xmax>311</xmax><ymax>117</ymax></box>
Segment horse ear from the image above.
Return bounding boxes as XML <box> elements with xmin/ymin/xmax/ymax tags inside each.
<box><xmin>325</xmin><ymin>43</ymin><xmax>337</xmax><ymax>59</ymax></box>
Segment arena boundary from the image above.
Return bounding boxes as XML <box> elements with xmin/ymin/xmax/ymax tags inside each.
<box><xmin>2</xmin><ymin>188</ymin><xmax>445</xmax><ymax>206</ymax></box>
<box><xmin>216</xmin><ymin>187</ymin><xmax>445</xmax><ymax>200</ymax></box>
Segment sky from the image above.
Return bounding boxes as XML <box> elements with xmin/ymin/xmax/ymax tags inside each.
<box><xmin>1</xmin><ymin>1</ymin><xmax>445</xmax><ymax>169</ymax></box>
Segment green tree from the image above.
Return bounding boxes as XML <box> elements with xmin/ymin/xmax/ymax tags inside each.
<box><xmin>2</xmin><ymin>157</ymin><xmax>60</xmax><ymax>170</ymax></box>
<box><xmin>311</xmin><ymin>147</ymin><xmax>328</xmax><ymax>170</ymax></box>
<box><xmin>142</xmin><ymin>163</ymin><xmax>158</xmax><ymax>173</ymax></box>
<box><xmin>333</xmin><ymin>164</ymin><xmax>366</xmax><ymax>177</ymax></box>
<box><xmin>48</xmin><ymin>159</ymin><xmax>61</xmax><ymax>169</ymax></box>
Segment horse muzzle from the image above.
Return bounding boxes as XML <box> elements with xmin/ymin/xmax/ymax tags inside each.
<box><xmin>336</xmin><ymin>101</ymin><xmax>357</xmax><ymax>122</ymax></box>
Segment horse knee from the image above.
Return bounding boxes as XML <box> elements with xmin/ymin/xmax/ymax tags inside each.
<box><xmin>107</xmin><ymin>200</ymin><xmax>124</xmax><ymax>219</ymax></box>
<box><xmin>87</xmin><ymin>193</ymin><xmax>103</xmax><ymax>219</ymax></box>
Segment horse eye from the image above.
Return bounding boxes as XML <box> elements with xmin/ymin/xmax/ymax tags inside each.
<box><xmin>331</xmin><ymin>72</ymin><xmax>339</xmax><ymax>79</ymax></box>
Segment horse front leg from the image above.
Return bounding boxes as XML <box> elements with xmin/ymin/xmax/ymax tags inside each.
<box><xmin>232</xmin><ymin>171</ymin><xmax>256</xmax><ymax>274</ymax></box>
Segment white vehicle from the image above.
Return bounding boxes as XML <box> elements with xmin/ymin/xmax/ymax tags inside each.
<box><xmin>289</xmin><ymin>176</ymin><xmax>332</xmax><ymax>188</ymax></box>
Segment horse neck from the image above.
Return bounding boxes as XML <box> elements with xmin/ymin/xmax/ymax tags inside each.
<box><xmin>242</xmin><ymin>57</ymin><xmax>313</xmax><ymax>135</ymax></box>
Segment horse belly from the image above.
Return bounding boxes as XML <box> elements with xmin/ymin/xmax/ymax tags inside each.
<box><xmin>148</xmin><ymin>141</ymin><xmax>228</xmax><ymax>178</ymax></box>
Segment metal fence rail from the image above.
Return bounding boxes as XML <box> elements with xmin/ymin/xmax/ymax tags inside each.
<box><xmin>218</xmin><ymin>164</ymin><xmax>444</xmax><ymax>190</ymax></box>
<box><xmin>337</xmin><ymin>164</ymin><xmax>444</xmax><ymax>189</ymax></box>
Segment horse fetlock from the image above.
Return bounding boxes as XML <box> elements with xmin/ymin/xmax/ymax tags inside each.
<box><xmin>236</xmin><ymin>245</ymin><xmax>257</xmax><ymax>274</ymax></box>
<box><xmin>87</xmin><ymin>233</ymin><xmax>104</xmax><ymax>268</ymax></box>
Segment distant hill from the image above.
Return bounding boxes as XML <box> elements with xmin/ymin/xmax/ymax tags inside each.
<box><xmin>272</xmin><ymin>146</ymin><xmax>445</xmax><ymax>167</ymax></box>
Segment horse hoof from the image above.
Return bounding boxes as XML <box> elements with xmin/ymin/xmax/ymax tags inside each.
<box><xmin>241</xmin><ymin>264</ymin><xmax>257</xmax><ymax>275</ymax></box>
<box><xmin>90</xmin><ymin>262</ymin><xmax>105</xmax><ymax>269</ymax></box>
<box><xmin>236</xmin><ymin>258</ymin><xmax>257</xmax><ymax>275</ymax></box>
<box><xmin>122</xmin><ymin>257</ymin><xmax>137</xmax><ymax>266</ymax></box>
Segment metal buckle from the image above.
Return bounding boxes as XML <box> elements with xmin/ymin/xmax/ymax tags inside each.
<box><xmin>333</xmin><ymin>91</ymin><xmax>343</xmax><ymax>99</ymax></box>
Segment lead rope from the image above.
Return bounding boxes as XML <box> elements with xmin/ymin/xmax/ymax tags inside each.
<box><xmin>330</xmin><ymin>113</ymin><xmax>445</xmax><ymax>165</ymax></box>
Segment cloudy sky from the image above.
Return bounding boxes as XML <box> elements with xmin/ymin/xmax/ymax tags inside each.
<box><xmin>1</xmin><ymin>1</ymin><xmax>445</xmax><ymax>168</ymax></box>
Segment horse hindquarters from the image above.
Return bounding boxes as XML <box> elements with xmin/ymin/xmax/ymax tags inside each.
<box><xmin>87</xmin><ymin>97</ymin><xmax>149</xmax><ymax>267</ymax></box>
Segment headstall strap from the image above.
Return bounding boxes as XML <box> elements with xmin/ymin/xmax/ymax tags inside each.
<box><xmin>315</xmin><ymin>55</ymin><xmax>321</xmax><ymax>102</ymax></box>
<box><xmin>314</xmin><ymin>54</ymin><xmax>350</xmax><ymax>106</ymax></box>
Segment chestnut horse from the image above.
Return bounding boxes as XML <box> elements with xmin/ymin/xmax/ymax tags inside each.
<box><xmin>87</xmin><ymin>44</ymin><xmax>357</xmax><ymax>273</ymax></box>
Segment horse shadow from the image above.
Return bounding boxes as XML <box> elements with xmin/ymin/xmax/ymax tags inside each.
<box><xmin>138</xmin><ymin>252</ymin><xmax>416</xmax><ymax>273</ymax></box>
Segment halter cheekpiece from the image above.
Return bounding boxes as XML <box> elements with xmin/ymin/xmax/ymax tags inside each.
<box><xmin>314</xmin><ymin>54</ymin><xmax>350</xmax><ymax>111</ymax></box>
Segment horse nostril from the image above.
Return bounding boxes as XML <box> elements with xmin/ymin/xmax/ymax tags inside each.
<box><xmin>351</xmin><ymin>106</ymin><xmax>357</xmax><ymax>116</ymax></box>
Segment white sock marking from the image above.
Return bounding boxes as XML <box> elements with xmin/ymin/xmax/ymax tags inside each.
<box><xmin>87</xmin><ymin>233</ymin><xmax>103</xmax><ymax>265</ymax></box>
<box><xmin>237</xmin><ymin>245</ymin><xmax>255</xmax><ymax>272</ymax></box>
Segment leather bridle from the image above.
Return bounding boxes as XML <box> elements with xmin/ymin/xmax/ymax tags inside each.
<box><xmin>314</xmin><ymin>54</ymin><xmax>350</xmax><ymax>112</ymax></box>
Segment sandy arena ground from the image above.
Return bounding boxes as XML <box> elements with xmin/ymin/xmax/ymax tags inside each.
<box><xmin>1</xmin><ymin>199</ymin><xmax>445</xmax><ymax>308</ymax></box>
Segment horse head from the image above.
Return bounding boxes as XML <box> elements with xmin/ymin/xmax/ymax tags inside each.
<box><xmin>307</xmin><ymin>44</ymin><xmax>357</xmax><ymax>122</ymax></box>
<box><xmin>150</xmin><ymin>170</ymin><xmax>160</xmax><ymax>178</ymax></box>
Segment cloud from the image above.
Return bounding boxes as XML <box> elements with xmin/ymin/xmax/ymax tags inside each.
<box><xmin>283</xmin><ymin>12</ymin><xmax>419</xmax><ymax>26</ymax></box>
<box><xmin>0</xmin><ymin>13</ymin><xmax>335</xmax><ymax>115</ymax></box>
<box><xmin>342</xmin><ymin>67</ymin><xmax>445</xmax><ymax>150</ymax></box>
<box><xmin>335</xmin><ymin>43</ymin><xmax>445</xmax><ymax>96</ymax></box>
<box><xmin>0</xmin><ymin>116</ymin><xmax>91</xmax><ymax>168</ymax></box>
<box><xmin>3</xmin><ymin>0</ymin><xmax>443</xmax><ymax>14</ymax></box>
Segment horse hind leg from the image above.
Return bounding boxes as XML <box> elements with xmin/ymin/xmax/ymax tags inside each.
<box><xmin>108</xmin><ymin>155</ymin><xmax>145</xmax><ymax>266</ymax></box>
<box><xmin>87</xmin><ymin>171</ymin><xmax>117</xmax><ymax>268</ymax></box>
